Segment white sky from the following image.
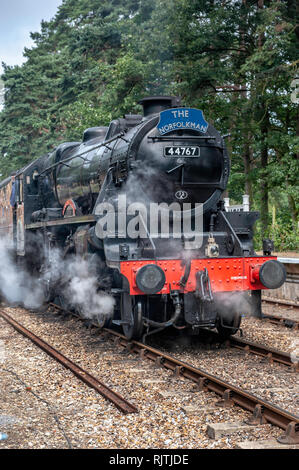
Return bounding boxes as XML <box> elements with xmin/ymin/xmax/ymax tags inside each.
<box><xmin>0</xmin><ymin>0</ymin><xmax>63</xmax><ymax>74</ymax></box>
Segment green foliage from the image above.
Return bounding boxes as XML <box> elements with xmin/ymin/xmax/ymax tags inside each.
<box><xmin>0</xmin><ymin>78</ymin><xmax>4</xmax><ymax>108</ymax></box>
<box><xmin>254</xmin><ymin>219</ymin><xmax>299</xmax><ymax>252</ymax></box>
<box><xmin>0</xmin><ymin>0</ymin><xmax>298</xmax><ymax>251</ymax></box>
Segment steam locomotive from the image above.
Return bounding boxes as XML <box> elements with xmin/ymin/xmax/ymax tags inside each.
<box><xmin>0</xmin><ymin>96</ymin><xmax>286</xmax><ymax>340</ymax></box>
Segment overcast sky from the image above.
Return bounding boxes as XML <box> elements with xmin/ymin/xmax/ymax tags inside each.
<box><xmin>0</xmin><ymin>0</ymin><xmax>63</xmax><ymax>74</ymax></box>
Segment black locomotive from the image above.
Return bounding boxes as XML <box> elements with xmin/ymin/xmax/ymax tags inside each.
<box><xmin>0</xmin><ymin>96</ymin><xmax>286</xmax><ymax>340</ymax></box>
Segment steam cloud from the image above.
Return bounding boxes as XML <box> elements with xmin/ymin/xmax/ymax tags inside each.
<box><xmin>0</xmin><ymin>236</ymin><xmax>45</xmax><ymax>309</ymax></box>
<box><xmin>0</xmin><ymin>235</ymin><xmax>115</xmax><ymax>321</ymax></box>
<box><xmin>63</xmin><ymin>257</ymin><xmax>115</xmax><ymax>320</ymax></box>
<box><xmin>213</xmin><ymin>291</ymin><xmax>254</xmax><ymax>319</ymax></box>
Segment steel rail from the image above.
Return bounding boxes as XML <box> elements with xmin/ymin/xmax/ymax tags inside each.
<box><xmin>49</xmin><ymin>302</ymin><xmax>297</xmax><ymax>362</ymax></box>
<box><xmin>163</xmin><ymin>326</ymin><xmax>297</xmax><ymax>369</ymax></box>
<box><xmin>0</xmin><ymin>309</ymin><xmax>138</xmax><ymax>415</ymax></box>
<box><xmin>48</xmin><ymin>303</ymin><xmax>299</xmax><ymax>434</ymax></box>
<box><xmin>104</xmin><ymin>329</ymin><xmax>299</xmax><ymax>431</ymax></box>
<box><xmin>221</xmin><ymin>335</ymin><xmax>297</xmax><ymax>370</ymax></box>
<box><xmin>261</xmin><ymin>313</ymin><xmax>299</xmax><ymax>330</ymax></box>
<box><xmin>262</xmin><ymin>298</ymin><xmax>299</xmax><ymax>309</ymax></box>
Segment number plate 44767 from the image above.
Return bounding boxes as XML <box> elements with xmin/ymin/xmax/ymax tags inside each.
<box><xmin>164</xmin><ymin>146</ymin><xmax>200</xmax><ymax>157</ymax></box>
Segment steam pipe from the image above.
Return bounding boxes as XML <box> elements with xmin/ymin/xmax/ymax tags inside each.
<box><xmin>143</xmin><ymin>302</ymin><xmax>182</xmax><ymax>329</ymax></box>
<box><xmin>209</xmin><ymin>212</ymin><xmax>217</xmax><ymax>232</ymax></box>
<box><xmin>179</xmin><ymin>259</ymin><xmax>191</xmax><ymax>287</ymax></box>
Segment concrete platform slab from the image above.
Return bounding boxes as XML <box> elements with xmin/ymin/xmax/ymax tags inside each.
<box><xmin>181</xmin><ymin>405</ymin><xmax>216</xmax><ymax>416</ymax></box>
<box><xmin>207</xmin><ymin>422</ymin><xmax>254</xmax><ymax>439</ymax></box>
<box><xmin>143</xmin><ymin>379</ymin><xmax>165</xmax><ymax>384</ymax></box>
<box><xmin>127</xmin><ymin>368</ymin><xmax>148</xmax><ymax>374</ymax></box>
<box><xmin>236</xmin><ymin>439</ymin><xmax>299</xmax><ymax>449</ymax></box>
<box><xmin>158</xmin><ymin>391</ymin><xmax>182</xmax><ymax>399</ymax></box>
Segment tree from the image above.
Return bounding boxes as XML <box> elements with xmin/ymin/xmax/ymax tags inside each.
<box><xmin>0</xmin><ymin>0</ymin><xmax>297</xmax><ymax>250</ymax></box>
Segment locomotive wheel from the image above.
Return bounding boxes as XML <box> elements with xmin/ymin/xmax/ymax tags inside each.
<box><xmin>121</xmin><ymin>293</ymin><xmax>144</xmax><ymax>340</ymax></box>
<box><xmin>216</xmin><ymin>312</ymin><xmax>241</xmax><ymax>339</ymax></box>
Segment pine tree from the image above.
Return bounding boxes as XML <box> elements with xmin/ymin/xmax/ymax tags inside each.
<box><xmin>0</xmin><ymin>0</ymin><xmax>297</xmax><ymax>250</ymax></box>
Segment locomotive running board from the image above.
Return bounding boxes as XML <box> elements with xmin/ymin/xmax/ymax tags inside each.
<box><xmin>25</xmin><ymin>214</ymin><xmax>97</xmax><ymax>229</ymax></box>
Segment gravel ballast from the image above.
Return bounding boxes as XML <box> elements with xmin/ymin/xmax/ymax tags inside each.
<box><xmin>0</xmin><ymin>305</ymin><xmax>297</xmax><ymax>449</ymax></box>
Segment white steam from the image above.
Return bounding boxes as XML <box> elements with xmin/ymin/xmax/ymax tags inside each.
<box><xmin>65</xmin><ymin>257</ymin><xmax>115</xmax><ymax>319</ymax></box>
<box><xmin>213</xmin><ymin>291</ymin><xmax>254</xmax><ymax>320</ymax></box>
<box><xmin>0</xmin><ymin>236</ymin><xmax>45</xmax><ymax>309</ymax></box>
<box><xmin>0</xmin><ymin>235</ymin><xmax>115</xmax><ymax>321</ymax></box>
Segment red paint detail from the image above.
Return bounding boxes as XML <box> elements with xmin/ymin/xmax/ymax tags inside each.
<box><xmin>250</xmin><ymin>265</ymin><xmax>262</xmax><ymax>283</ymax></box>
<box><xmin>120</xmin><ymin>256</ymin><xmax>277</xmax><ymax>296</ymax></box>
<box><xmin>62</xmin><ymin>199</ymin><xmax>76</xmax><ymax>217</ymax></box>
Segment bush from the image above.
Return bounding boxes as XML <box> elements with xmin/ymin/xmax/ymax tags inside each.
<box><xmin>254</xmin><ymin>220</ymin><xmax>299</xmax><ymax>252</ymax></box>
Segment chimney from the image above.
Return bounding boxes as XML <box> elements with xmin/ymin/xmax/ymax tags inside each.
<box><xmin>138</xmin><ymin>96</ymin><xmax>181</xmax><ymax>117</ymax></box>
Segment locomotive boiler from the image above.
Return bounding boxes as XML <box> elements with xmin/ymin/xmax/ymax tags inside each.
<box><xmin>0</xmin><ymin>96</ymin><xmax>286</xmax><ymax>340</ymax></box>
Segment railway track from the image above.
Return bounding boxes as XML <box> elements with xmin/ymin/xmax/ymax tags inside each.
<box><xmin>101</xmin><ymin>330</ymin><xmax>299</xmax><ymax>444</ymax></box>
<box><xmin>106</xmin><ymin>330</ymin><xmax>299</xmax><ymax>432</ymax></box>
<box><xmin>47</xmin><ymin>302</ymin><xmax>299</xmax><ymax>443</ymax></box>
<box><xmin>0</xmin><ymin>308</ymin><xmax>138</xmax><ymax>415</ymax></box>
<box><xmin>261</xmin><ymin>311</ymin><xmax>299</xmax><ymax>330</ymax></box>
<box><xmin>206</xmin><ymin>330</ymin><xmax>298</xmax><ymax>370</ymax></box>
<box><xmin>2</xmin><ymin>303</ymin><xmax>298</xmax><ymax>445</ymax></box>
<box><xmin>49</xmin><ymin>303</ymin><xmax>297</xmax><ymax>369</ymax></box>
<box><xmin>262</xmin><ymin>298</ymin><xmax>299</xmax><ymax>309</ymax></box>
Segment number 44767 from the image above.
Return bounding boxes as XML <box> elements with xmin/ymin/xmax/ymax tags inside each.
<box><xmin>164</xmin><ymin>146</ymin><xmax>200</xmax><ymax>157</ymax></box>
